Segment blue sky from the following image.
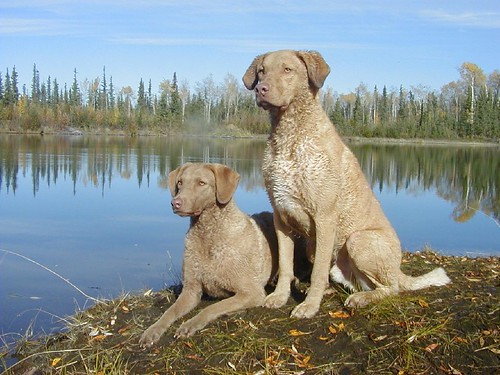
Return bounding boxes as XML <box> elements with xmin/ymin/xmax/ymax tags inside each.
<box><xmin>1</xmin><ymin>0</ymin><xmax>499</xmax><ymax>96</ymax></box>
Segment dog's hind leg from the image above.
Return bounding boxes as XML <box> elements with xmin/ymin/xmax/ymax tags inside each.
<box><xmin>342</xmin><ymin>230</ymin><xmax>401</xmax><ymax>308</ymax></box>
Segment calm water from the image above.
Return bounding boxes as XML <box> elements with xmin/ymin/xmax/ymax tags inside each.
<box><xmin>0</xmin><ymin>134</ymin><xmax>499</xmax><ymax>344</ymax></box>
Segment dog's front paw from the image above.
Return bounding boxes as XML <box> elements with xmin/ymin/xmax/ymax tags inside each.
<box><xmin>264</xmin><ymin>291</ymin><xmax>289</xmax><ymax>309</ymax></box>
<box><xmin>175</xmin><ymin>320</ymin><xmax>202</xmax><ymax>338</ymax></box>
<box><xmin>291</xmin><ymin>301</ymin><xmax>319</xmax><ymax>319</ymax></box>
<box><xmin>139</xmin><ymin>324</ymin><xmax>165</xmax><ymax>348</ymax></box>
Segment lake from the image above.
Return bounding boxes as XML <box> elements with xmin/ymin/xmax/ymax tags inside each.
<box><xmin>0</xmin><ymin>134</ymin><xmax>499</xmax><ymax>345</ymax></box>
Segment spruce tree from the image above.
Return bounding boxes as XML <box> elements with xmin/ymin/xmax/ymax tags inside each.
<box><xmin>137</xmin><ymin>79</ymin><xmax>146</xmax><ymax>110</ymax></box>
<box><xmin>170</xmin><ymin>72</ymin><xmax>182</xmax><ymax>122</ymax></box>
<box><xmin>108</xmin><ymin>76</ymin><xmax>115</xmax><ymax>109</ymax></box>
<box><xmin>100</xmin><ymin>66</ymin><xmax>107</xmax><ymax>110</ymax></box>
<box><xmin>11</xmin><ymin>66</ymin><xmax>19</xmax><ymax>103</ymax></box>
<box><xmin>0</xmin><ymin>74</ymin><xmax>3</xmax><ymax>102</ymax></box>
<box><xmin>31</xmin><ymin>64</ymin><xmax>40</xmax><ymax>103</ymax></box>
<box><xmin>3</xmin><ymin>69</ymin><xmax>13</xmax><ymax>105</ymax></box>
<box><xmin>70</xmin><ymin>69</ymin><xmax>80</xmax><ymax>107</ymax></box>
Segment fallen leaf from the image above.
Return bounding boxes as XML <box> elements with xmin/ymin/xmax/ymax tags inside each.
<box><xmin>418</xmin><ymin>299</ymin><xmax>429</xmax><ymax>308</ymax></box>
<box><xmin>121</xmin><ymin>305</ymin><xmax>130</xmax><ymax>312</ymax></box>
<box><xmin>329</xmin><ymin>310</ymin><xmax>350</xmax><ymax>319</ymax></box>
<box><xmin>328</xmin><ymin>326</ymin><xmax>337</xmax><ymax>334</ymax></box>
<box><xmin>295</xmin><ymin>354</ymin><xmax>312</xmax><ymax>368</ymax></box>
<box><xmin>289</xmin><ymin>329</ymin><xmax>311</xmax><ymax>336</ymax></box>
<box><xmin>91</xmin><ymin>334</ymin><xmax>108</xmax><ymax>341</ymax></box>
<box><xmin>118</xmin><ymin>324</ymin><xmax>132</xmax><ymax>335</ymax></box>
<box><xmin>489</xmin><ymin>348</ymin><xmax>500</xmax><ymax>354</ymax></box>
<box><xmin>185</xmin><ymin>354</ymin><xmax>203</xmax><ymax>361</ymax></box>
<box><xmin>51</xmin><ymin>357</ymin><xmax>62</xmax><ymax>367</ymax></box>
<box><xmin>425</xmin><ymin>343</ymin><xmax>439</xmax><ymax>352</ymax></box>
<box><xmin>370</xmin><ymin>334</ymin><xmax>388</xmax><ymax>342</ymax></box>
<box><xmin>479</xmin><ymin>337</ymin><xmax>485</xmax><ymax>347</ymax></box>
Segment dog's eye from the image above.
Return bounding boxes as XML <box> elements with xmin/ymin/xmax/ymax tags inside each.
<box><xmin>258</xmin><ymin>66</ymin><xmax>264</xmax><ymax>74</ymax></box>
<box><xmin>198</xmin><ymin>181</ymin><xmax>206</xmax><ymax>186</ymax></box>
<box><xmin>284</xmin><ymin>67</ymin><xmax>292</xmax><ymax>73</ymax></box>
<box><xmin>177</xmin><ymin>180</ymin><xmax>182</xmax><ymax>187</ymax></box>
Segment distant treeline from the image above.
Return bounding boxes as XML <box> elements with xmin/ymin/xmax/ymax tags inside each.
<box><xmin>0</xmin><ymin>62</ymin><xmax>499</xmax><ymax>139</ymax></box>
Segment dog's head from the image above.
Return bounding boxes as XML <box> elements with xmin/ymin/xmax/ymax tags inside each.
<box><xmin>167</xmin><ymin>163</ymin><xmax>240</xmax><ymax>217</ymax></box>
<box><xmin>242</xmin><ymin>50</ymin><xmax>330</xmax><ymax>111</ymax></box>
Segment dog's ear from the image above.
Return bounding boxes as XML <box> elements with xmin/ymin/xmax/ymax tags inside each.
<box><xmin>210</xmin><ymin>164</ymin><xmax>240</xmax><ymax>204</ymax></box>
<box><xmin>242</xmin><ymin>54</ymin><xmax>265</xmax><ymax>90</ymax></box>
<box><xmin>297</xmin><ymin>51</ymin><xmax>330</xmax><ymax>89</ymax></box>
<box><xmin>168</xmin><ymin>163</ymin><xmax>189</xmax><ymax>197</ymax></box>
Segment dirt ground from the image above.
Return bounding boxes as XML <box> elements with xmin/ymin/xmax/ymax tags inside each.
<box><xmin>2</xmin><ymin>251</ymin><xmax>499</xmax><ymax>374</ymax></box>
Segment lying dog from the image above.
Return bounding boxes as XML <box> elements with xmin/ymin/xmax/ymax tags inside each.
<box><xmin>139</xmin><ymin>162</ymin><xmax>278</xmax><ymax>347</ymax></box>
<box><xmin>243</xmin><ymin>50</ymin><xmax>450</xmax><ymax>318</ymax></box>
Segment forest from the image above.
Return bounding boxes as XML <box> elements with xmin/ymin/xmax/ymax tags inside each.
<box><xmin>0</xmin><ymin>62</ymin><xmax>499</xmax><ymax>139</ymax></box>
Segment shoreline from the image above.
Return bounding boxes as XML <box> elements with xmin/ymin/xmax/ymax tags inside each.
<box><xmin>1</xmin><ymin>128</ymin><xmax>499</xmax><ymax>147</ymax></box>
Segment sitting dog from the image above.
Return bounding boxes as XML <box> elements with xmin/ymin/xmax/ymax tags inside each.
<box><xmin>243</xmin><ymin>49</ymin><xmax>450</xmax><ymax>318</ymax></box>
<box><xmin>140</xmin><ymin>162</ymin><xmax>279</xmax><ymax>347</ymax></box>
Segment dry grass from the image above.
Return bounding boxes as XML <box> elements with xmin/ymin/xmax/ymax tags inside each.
<box><xmin>1</xmin><ymin>250</ymin><xmax>498</xmax><ymax>374</ymax></box>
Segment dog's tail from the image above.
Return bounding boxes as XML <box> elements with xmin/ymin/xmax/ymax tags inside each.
<box><xmin>398</xmin><ymin>267</ymin><xmax>451</xmax><ymax>291</ymax></box>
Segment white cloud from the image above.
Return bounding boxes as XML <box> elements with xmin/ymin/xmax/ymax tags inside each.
<box><xmin>421</xmin><ymin>10</ymin><xmax>500</xmax><ymax>29</ymax></box>
<box><xmin>0</xmin><ymin>18</ymin><xmax>55</xmax><ymax>34</ymax></box>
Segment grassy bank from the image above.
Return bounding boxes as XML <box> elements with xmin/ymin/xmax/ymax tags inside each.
<box><xmin>1</xmin><ymin>251</ymin><xmax>499</xmax><ymax>374</ymax></box>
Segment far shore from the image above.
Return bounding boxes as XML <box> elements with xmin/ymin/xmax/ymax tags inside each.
<box><xmin>1</xmin><ymin>127</ymin><xmax>499</xmax><ymax>148</ymax></box>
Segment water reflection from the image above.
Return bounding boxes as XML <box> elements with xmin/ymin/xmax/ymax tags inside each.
<box><xmin>350</xmin><ymin>142</ymin><xmax>500</xmax><ymax>224</ymax></box>
<box><xmin>1</xmin><ymin>135</ymin><xmax>498</xmax><ymax>224</ymax></box>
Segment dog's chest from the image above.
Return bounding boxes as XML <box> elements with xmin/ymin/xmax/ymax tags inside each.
<box><xmin>263</xmin><ymin>136</ymin><xmax>328</xmax><ymax>233</ymax></box>
<box><xmin>185</xmin><ymin>224</ymin><xmax>258</xmax><ymax>297</ymax></box>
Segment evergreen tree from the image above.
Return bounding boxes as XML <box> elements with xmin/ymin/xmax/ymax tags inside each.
<box><xmin>70</xmin><ymin>69</ymin><xmax>81</xmax><ymax>106</ymax></box>
<box><xmin>397</xmin><ymin>85</ymin><xmax>407</xmax><ymax>122</ymax></box>
<box><xmin>353</xmin><ymin>90</ymin><xmax>363</xmax><ymax>125</ymax></box>
<box><xmin>40</xmin><ymin>82</ymin><xmax>47</xmax><ymax>103</ymax></box>
<box><xmin>11</xmin><ymin>66</ymin><xmax>19</xmax><ymax>103</ymax></box>
<box><xmin>108</xmin><ymin>76</ymin><xmax>115</xmax><ymax>109</ymax></box>
<box><xmin>147</xmin><ymin>79</ymin><xmax>153</xmax><ymax>112</ymax></box>
<box><xmin>380</xmin><ymin>85</ymin><xmax>389</xmax><ymax>124</ymax></box>
<box><xmin>3</xmin><ymin>69</ymin><xmax>13</xmax><ymax>105</ymax></box>
<box><xmin>0</xmin><ymin>74</ymin><xmax>3</xmax><ymax>101</ymax></box>
<box><xmin>46</xmin><ymin>76</ymin><xmax>52</xmax><ymax>105</ymax></box>
<box><xmin>31</xmin><ymin>64</ymin><xmax>40</xmax><ymax>103</ymax></box>
<box><xmin>372</xmin><ymin>85</ymin><xmax>379</xmax><ymax>126</ymax></box>
<box><xmin>100</xmin><ymin>66</ymin><xmax>107</xmax><ymax>110</ymax></box>
<box><xmin>137</xmin><ymin>78</ymin><xmax>146</xmax><ymax>110</ymax></box>
<box><xmin>170</xmin><ymin>72</ymin><xmax>182</xmax><ymax>122</ymax></box>
<box><xmin>52</xmin><ymin>78</ymin><xmax>60</xmax><ymax>104</ymax></box>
